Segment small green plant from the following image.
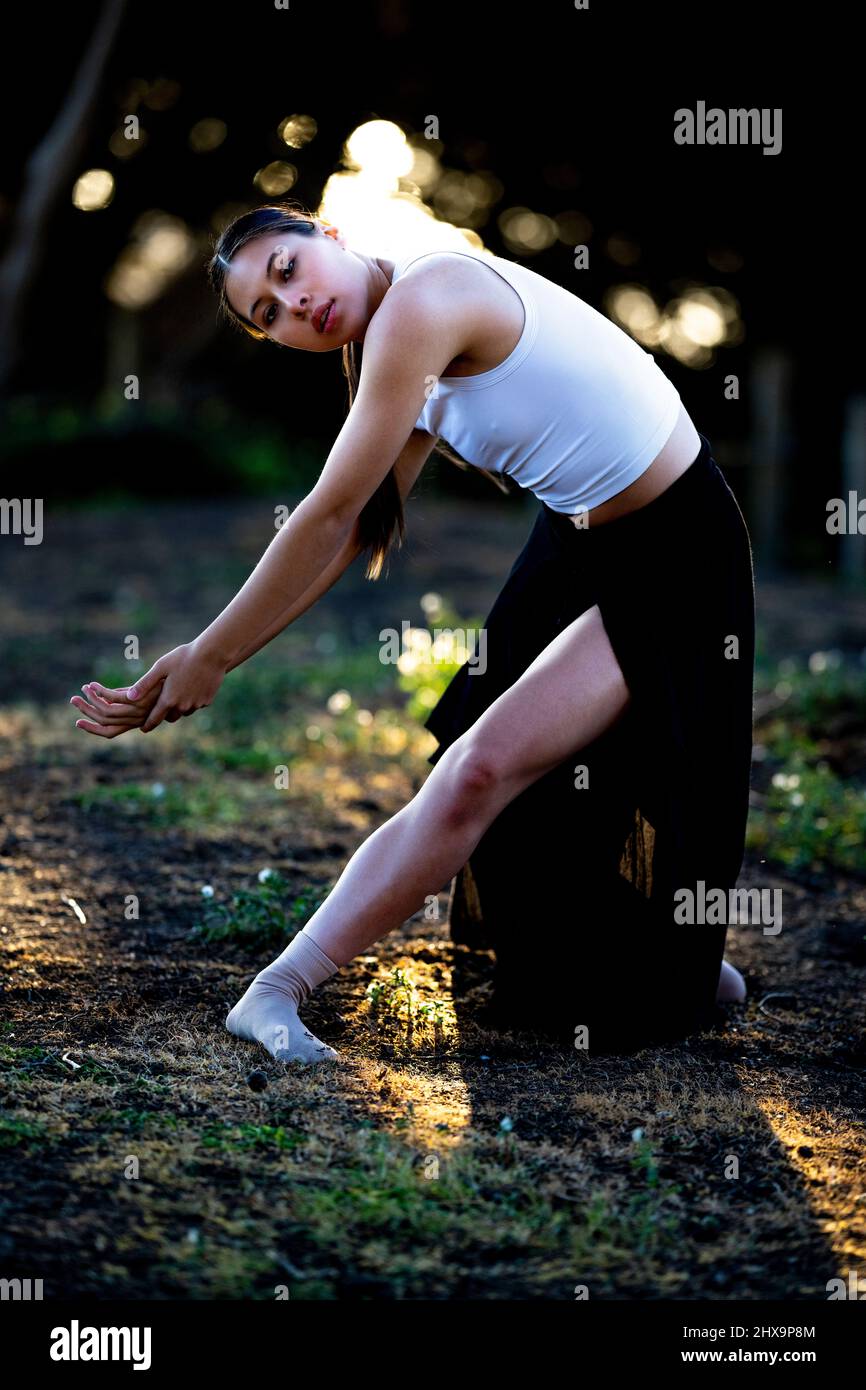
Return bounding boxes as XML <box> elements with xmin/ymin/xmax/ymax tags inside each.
<box><xmin>193</xmin><ymin>870</ymin><xmax>331</xmax><ymax>948</ymax></box>
<box><xmin>365</xmin><ymin>966</ymin><xmax>448</xmax><ymax>1047</ymax></box>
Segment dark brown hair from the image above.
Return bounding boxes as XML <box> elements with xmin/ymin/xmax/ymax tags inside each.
<box><xmin>206</xmin><ymin>198</ymin><xmax>509</xmax><ymax>579</ymax></box>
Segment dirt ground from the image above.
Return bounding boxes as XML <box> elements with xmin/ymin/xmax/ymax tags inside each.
<box><xmin>1</xmin><ymin>489</ymin><xmax>864</xmax><ymax>1300</ymax></box>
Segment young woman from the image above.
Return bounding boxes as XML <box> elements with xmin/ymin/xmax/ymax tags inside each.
<box><xmin>72</xmin><ymin>201</ymin><xmax>755</xmax><ymax>1063</ymax></box>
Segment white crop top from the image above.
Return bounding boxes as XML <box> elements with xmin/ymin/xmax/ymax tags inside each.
<box><xmin>389</xmin><ymin>245</ymin><xmax>682</xmax><ymax>515</ymax></box>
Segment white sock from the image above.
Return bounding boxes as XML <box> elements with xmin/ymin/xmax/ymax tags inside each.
<box><xmin>225</xmin><ymin>928</ymin><xmax>341</xmax><ymax>1064</ymax></box>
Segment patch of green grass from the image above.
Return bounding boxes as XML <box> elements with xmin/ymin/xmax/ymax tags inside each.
<box><xmin>749</xmin><ymin>652</ymin><xmax>866</xmax><ymax>875</ymax></box>
<box><xmin>613</xmin><ymin>1136</ymin><xmax>683</xmax><ymax>1253</ymax></box>
<box><xmin>0</xmin><ymin>1114</ymin><xmax>50</xmax><ymax>1149</ymax></box>
<box><xmin>285</xmin><ymin>1127</ymin><xmax>683</xmax><ymax>1297</ymax></box>
<box><xmin>74</xmin><ymin>1058</ymin><xmax>125</xmax><ymax>1085</ymax></box>
<box><xmin>90</xmin><ymin>1109</ymin><xmax>177</xmax><ymax>1134</ymax></box>
<box><xmin>193</xmin><ymin>871</ymin><xmax>331</xmax><ymax>949</ymax></box>
<box><xmin>756</xmin><ymin>649</ymin><xmax>866</xmax><ymax>729</ymax></box>
<box><xmin>188</xmin><ymin>741</ymin><xmax>290</xmax><ymax>774</ymax></box>
<box><xmin>747</xmin><ymin>761</ymin><xmax>866</xmax><ymax>874</ymax></box>
<box><xmin>70</xmin><ymin>777</ymin><xmax>256</xmax><ymax>826</ymax></box>
<box><xmin>0</xmin><ymin>1043</ymin><xmax>48</xmax><ymax>1066</ymax></box>
<box><xmin>128</xmin><ymin>1076</ymin><xmax>173</xmax><ymax>1099</ymax></box>
<box><xmin>149</xmin><ymin>1243</ymin><xmax>279</xmax><ymax>1300</ymax></box>
<box><xmin>199</xmin><ymin>1122</ymin><xmax>303</xmax><ymax>1152</ymax></box>
<box><xmin>205</xmin><ymin>647</ymin><xmax>392</xmax><ymax>739</ymax></box>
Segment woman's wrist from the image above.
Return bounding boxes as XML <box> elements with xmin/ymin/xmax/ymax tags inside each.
<box><xmin>190</xmin><ymin>630</ymin><xmax>234</xmax><ymax>673</ymax></box>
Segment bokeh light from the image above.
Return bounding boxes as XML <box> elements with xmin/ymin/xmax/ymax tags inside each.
<box><xmin>497</xmin><ymin>206</ymin><xmax>559</xmax><ymax>254</ymax></box>
<box><xmin>72</xmin><ymin>169</ymin><xmax>115</xmax><ymax>212</ymax></box>
<box><xmin>605</xmin><ymin>281</ymin><xmax>743</xmax><ymax>366</ymax></box>
<box><xmin>104</xmin><ymin>211</ymin><xmax>197</xmax><ymax>309</ymax></box>
<box><xmin>604</xmin><ymin>233</ymin><xmax>641</xmax><ymax>266</ymax></box>
<box><xmin>108</xmin><ymin>126</ymin><xmax>148</xmax><ymax>160</ymax></box>
<box><xmin>605</xmin><ymin>285</ymin><xmax>663</xmax><ymax>346</ymax></box>
<box><xmin>278</xmin><ymin>114</ymin><xmax>317</xmax><ymax>148</ymax></box>
<box><xmin>555</xmin><ymin>210</ymin><xmax>594</xmax><ymax>245</ymax></box>
<box><xmin>254</xmin><ymin>161</ymin><xmax>298</xmax><ymax>196</ymax></box>
<box><xmin>344</xmin><ymin>120</ymin><xmax>415</xmax><ymax>182</ymax></box>
<box><xmin>189</xmin><ymin>118</ymin><xmax>228</xmax><ymax>153</ymax></box>
<box><xmin>317</xmin><ymin>119</ymin><xmax>483</xmax><ymax>263</ymax></box>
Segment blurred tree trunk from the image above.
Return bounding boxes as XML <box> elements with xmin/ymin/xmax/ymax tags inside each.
<box><xmin>0</xmin><ymin>0</ymin><xmax>128</xmax><ymax>395</ymax></box>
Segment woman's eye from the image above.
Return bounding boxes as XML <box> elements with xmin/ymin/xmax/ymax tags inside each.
<box><xmin>265</xmin><ymin>259</ymin><xmax>295</xmax><ymax>325</ymax></box>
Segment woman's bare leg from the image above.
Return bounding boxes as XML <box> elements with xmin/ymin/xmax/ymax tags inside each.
<box><xmin>303</xmin><ymin>605</ymin><xmax>631</xmax><ymax>964</ymax></box>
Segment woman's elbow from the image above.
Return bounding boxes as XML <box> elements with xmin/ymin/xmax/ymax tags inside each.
<box><xmin>302</xmin><ymin>487</ymin><xmax>359</xmax><ymax>538</ymax></box>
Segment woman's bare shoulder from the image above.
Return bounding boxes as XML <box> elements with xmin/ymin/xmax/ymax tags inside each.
<box><xmin>362</xmin><ymin>256</ymin><xmax>479</xmax><ymax>373</ymax></box>
<box><xmin>388</xmin><ymin>250</ymin><xmax>498</xmax><ymax>297</ymax></box>
<box><xmin>383</xmin><ymin>252</ymin><xmax>522</xmax><ymax>377</ymax></box>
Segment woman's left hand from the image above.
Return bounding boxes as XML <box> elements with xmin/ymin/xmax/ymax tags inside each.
<box><xmin>70</xmin><ymin>680</ymin><xmax>163</xmax><ymax>738</ymax></box>
<box><xmin>73</xmin><ymin>640</ymin><xmax>228</xmax><ymax>737</ymax></box>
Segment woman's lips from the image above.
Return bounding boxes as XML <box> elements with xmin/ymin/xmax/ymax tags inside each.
<box><xmin>318</xmin><ymin>300</ymin><xmax>335</xmax><ymax>333</ymax></box>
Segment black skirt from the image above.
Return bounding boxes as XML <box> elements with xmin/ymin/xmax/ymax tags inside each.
<box><xmin>423</xmin><ymin>432</ymin><xmax>756</xmax><ymax>1053</ymax></box>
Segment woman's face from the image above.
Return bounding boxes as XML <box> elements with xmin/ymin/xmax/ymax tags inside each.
<box><xmin>224</xmin><ymin>225</ymin><xmax>367</xmax><ymax>351</ymax></box>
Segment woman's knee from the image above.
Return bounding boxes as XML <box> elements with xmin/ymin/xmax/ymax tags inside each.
<box><xmin>435</xmin><ymin>736</ymin><xmax>502</xmax><ymax>829</ymax></box>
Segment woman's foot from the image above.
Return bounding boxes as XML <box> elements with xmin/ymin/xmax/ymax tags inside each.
<box><xmin>716</xmin><ymin>958</ymin><xmax>747</xmax><ymax>1003</ymax></box>
<box><xmin>225</xmin><ymin>977</ymin><xmax>339</xmax><ymax>1065</ymax></box>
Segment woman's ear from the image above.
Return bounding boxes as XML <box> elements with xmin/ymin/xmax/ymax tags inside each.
<box><xmin>319</xmin><ymin>219</ymin><xmax>346</xmax><ymax>250</ymax></box>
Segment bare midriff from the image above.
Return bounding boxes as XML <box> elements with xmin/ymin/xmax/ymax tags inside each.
<box><xmin>580</xmin><ymin>403</ymin><xmax>703</xmax><ymax>526</ymax></box>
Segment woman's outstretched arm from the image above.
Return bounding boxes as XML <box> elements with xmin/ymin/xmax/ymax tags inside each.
<box><xmin>72</xmin><ymin>427</ymin><xmax>439</xmax><ymax>736</ymax></box>
<box><xmin>72</xmin><ymin>493</ymin><xmax>357</xmax><ymax>736</ymax></box>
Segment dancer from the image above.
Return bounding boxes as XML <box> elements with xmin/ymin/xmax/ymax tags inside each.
<box><xmin>72</xmin><ymin>201</ymin><xmax>754</xmax><ymax>1062</ymax></box>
